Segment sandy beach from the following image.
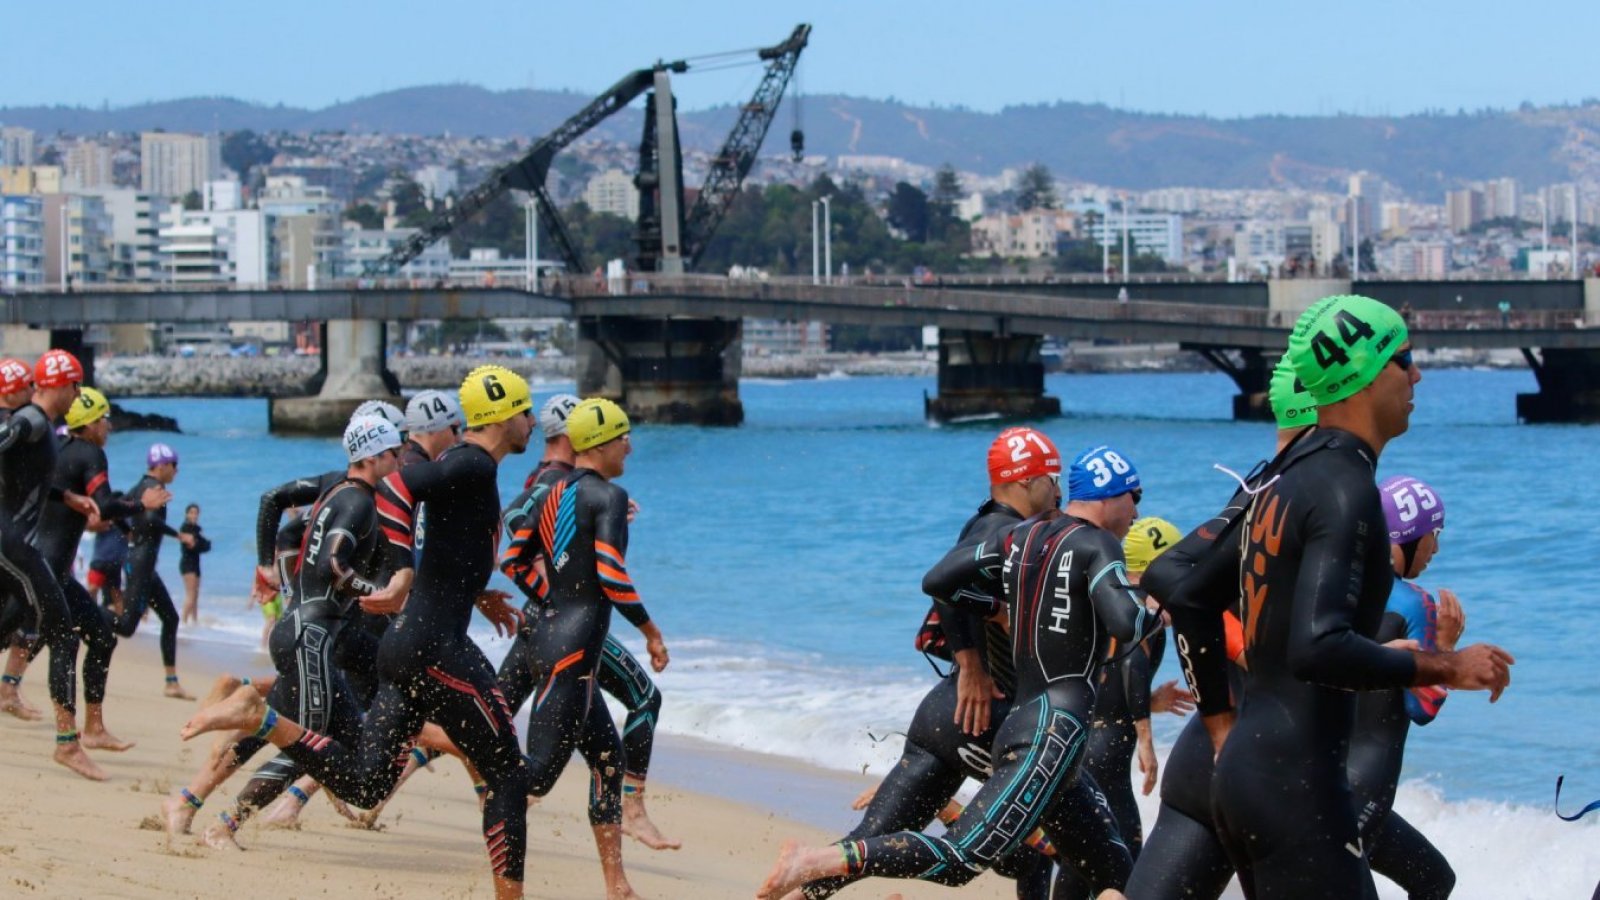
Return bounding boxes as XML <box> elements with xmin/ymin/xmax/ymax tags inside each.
<box><xmin>0</xmin><ymin>631</ymin><xmax>1018</xmax><ymax>899</ymax></box>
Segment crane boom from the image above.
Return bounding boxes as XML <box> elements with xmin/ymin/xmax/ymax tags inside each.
<box><xmin>367</xmin><ymin>63</ymin><xmax>683</xmax><ymax>276</ymax></box>
<box><xmin>683</xmin><ymin>24</ymin><xmax>810</xmax><ymax>266</ymax></box>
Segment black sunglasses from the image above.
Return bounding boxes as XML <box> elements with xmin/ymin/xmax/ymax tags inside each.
<box><xmin>1129</xmin><ymin>489</ymin><xmax>1142</xmax><ymax>505</ymax></box>
<box><xmin>1389</xmin><ymin>348</ymin><xmax>1414</xmax><ymax>371</ymax></box>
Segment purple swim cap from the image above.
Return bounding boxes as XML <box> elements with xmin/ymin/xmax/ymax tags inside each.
<box><xmin>147</xmin><ymin>442</ymin><xmax>179</xmax><ymax>468</ymax></box>
<box><xmin>1379</xmin><ymin>475</ymin><xmax>1444</xmax><ymax>543</ymax></box>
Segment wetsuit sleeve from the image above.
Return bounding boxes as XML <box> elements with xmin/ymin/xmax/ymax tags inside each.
<box><xmin>1085</xmin><ymin>530</ymin><xmax>1159</xmax><ymax>646</ymax></box>
<box><xmin>256</xmin><ymin>473</ymin><xmax>334</xmax><ymax>566</ymax></box>
<box><xmin>933</xmin><ymin>599</ymin><xmax>985</xmax><ymax>656</ymax></box>
<box><xmin>1124</xmin><ymin>643</ymin><xmax>1153</xmax><ymax>721</ymax></box>
<box><xmin>161</xmin><ymin>522</ymin><xmax>182</xmax><ymax>539</ymax></box>
<box><xmin>1390</xmin><ymin>581</ymin><xmax>1448</xmax><ymax>724</ymax></box>
<box><xmin>194</xmin><ymin>528</ymin><xmax>212</xmax><ymax>554</ymax></box>
<box><xmin>315</xmin><ymin>492</ymin><xmax>383</xmax><ymax>597</ymax></box>
<box><xmin>595</xmin><ymin>485</ymin><xmax>649</xmax><ymax>627</ymax></box>
<box><xmin>0</xmin><ymin>405</ymin><xmax>47</xmax><ymax>455</ymax></box>
<box><xmin>498</xmin><ymin>491</ymin><xmax>546</xmax><ymax>603</ymax></box>
<box><xmin>1145</xmin><ymin>498</ymin><xmax>1249</xmax><ymax>716</ymax></box>
<box><xmin>1287</xmin><ymin>492</ymin><xmax>1418</xmax><ymax>691</ymax></box>
<box><xmin>921</xmin><ymin>533</ymin><xmax>1006</xmax><ymax>611</ymax></box>
<box><xmin>375</xmin><ymin>460</ymin><xmax>452</xmax><ymax>554</ymax></box>
<box><xmin>84</xmin><ymin>451</ymin><xmax>145</xmax><ymax>521</ymax></box>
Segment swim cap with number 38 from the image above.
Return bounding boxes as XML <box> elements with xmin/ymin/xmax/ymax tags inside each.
<box><xmin>566</xmin><ymin>398</ymin><xmax>630</xmax><ymax>451</ymax></box>
<box><xmin>1286</xmin><ymin>295</ymin><xmax>1408</xmax><ymax>406</ymax></box>
<box><xmin>459</xmin><ymin>365</ymin><xmax>531</xmax><ymax>426</ymax></box>
<box><xmin>1067</xmin><ymin>445</ymin><xmax>1140</xmax><ymax>501</ymax></box>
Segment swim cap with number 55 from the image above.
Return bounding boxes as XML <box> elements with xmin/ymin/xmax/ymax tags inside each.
<box><xmin>1286</xmin><ymin>295</ymin><xmax>1407</xmax><ymax>406</ymax></box>
<box><xmin>986</xmin><ymin>427</ymin><xmax>1061</xmax><ymax>485</ymax></box>
<box><xmin>567</xmin><ymin>398</ymin><xmax>630</xmax><ymax>451</ymax></box>
<box><xmin>459</xmin><ymin>365</ymin><xmax>531</xmax><ymax>426</ymax></box>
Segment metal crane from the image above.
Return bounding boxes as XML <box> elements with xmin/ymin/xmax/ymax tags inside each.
<box><xmin>367</xmin><ymin>24</ymin><xmax>809</xmax><ymax>277</ymax></box>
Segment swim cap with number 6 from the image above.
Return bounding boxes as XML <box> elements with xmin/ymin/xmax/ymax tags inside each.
<box><xmin>567</xmin><ymin>398</ymin><xmax>630</xmax><ymax>451</ymax></box>
<box><xmin>459</xmin><ymin>365</ymin><xmax>531</xmax><ymax>426</ymax></box>
<box><xmin>1286</xmin><ymin>295</ymin><xmax>1407</xmax><ymax>406</ymax></box>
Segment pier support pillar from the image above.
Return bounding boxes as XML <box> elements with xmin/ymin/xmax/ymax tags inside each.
<box><xmin>270</xmin><ymin>320</ymin><xmax>401</xmax><ymax>434</ymax></box>
<box><xmin>576</xmin><ymin>316</ymin><xmax>743</xmax><ymax>425</ymax></box>
<box><xmin>1516</xmin><ymin>347</ymin><xmax>1600</xmax><ymax>423</ymax></box>
<box><xmin>1189</xmin><ymin>345</ymin><xmax>1277</xmax><ymax>422</ymax></box>
<box><xmin>924</xmin><ymin>330</ymin><xmax>1059</xmax><ymax>423</ymax></box>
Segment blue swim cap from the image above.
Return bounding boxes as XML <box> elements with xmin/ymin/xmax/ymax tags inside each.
<box><xmin>1067</xmin><ymin>445</ymin><xmax>1140</xmax><ymax>501</ymax></box>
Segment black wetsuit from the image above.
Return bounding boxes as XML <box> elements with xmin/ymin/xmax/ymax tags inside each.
<box><xmin>227</xmin><ymin>477</ymin><xmax>399</xmax><ymax>817</ymax></box>
<box><xmin>500</xmin><ymin>465</ymin><xmax>646</xmax><ymax>826</ymax></box>
<box><xmin>109</xmin><ymin>473</ymin><xmax>183</xmax><ymax>667</ymax></box>
<box><xmin>802</xmin><ymin>499</ymin><xmax>1067</xmax><ymax>900</ymax></box>
<box><xmin>0</xmin><ymin>405</ymin><xmax>79</xmax><ymax>712</ymax></box>
<box><xmin>177</xmin><ymin>521</ymin><xmax>210</xmax><ymax>576</ymax></box>
<box><xmin>33</xmin><ymin>436</ymin><xmax>147</xmax><ymax>709</ymax></box>
<box><xmin>834</xmin><ymin>512</ymin><xmax>1157</xmax><ymax>892</ymax></box>
<box><xmin>498</xmin><ymin>459</ymin><xmax>664</xmax><ymax>789</ymax></box>
<box><xmin>256</xmin><ymin>468</ymin><xmax>385</xmax><ymax>705</ymax></box>
<box><xmin>1167</xmin><ymin>428</ymin><xmax>1417</xmax><ymax>899</ymax></box>
<box><xmin>278</xmin><ymin>442</ymin><xmax>530</xmax><ymax>882</ymax></box>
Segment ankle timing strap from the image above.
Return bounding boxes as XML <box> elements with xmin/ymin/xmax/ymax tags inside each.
<box><xmin>253</xmin><ymin>707</ymin><xmax>279</xmax><ymax>740</ymax></box>
<box><xmin>56</xmin><ymin>730</ymin><xmax>79</xmax><ymax>745</ymax></box>
<box><xmin>219</xmin><ymin>811</ymin><xmax>239</xmax><ymax>833</ymax></box>
<box><xmin>622</xmin><ymin>783</ymin><xmax>642</xmax><ymax>796</ymax></box>
<box><xmin>286</xmin><ymin>785</ymin><xmax>310</xmax><ymax>806</ymax></box>
<box><xmin>1</xmin><ymin>674</ymin><xmax>19</xmax><ymax>686</ymax></box>
<box><xmin>180</xmin><ymin>788</ymin><xmax>204</xmax><ymax>810</ymax></box>
<box><xmin>165</xmin><ymin>674</ymin><xmax>179</xmax><ymax>684</ymax></box>
<box><xmin>410</xmin><ymin>747</ymin><xmax>430</xmax><ymax>768</ymax></box>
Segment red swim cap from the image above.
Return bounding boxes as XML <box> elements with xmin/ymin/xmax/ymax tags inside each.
<box><xmin>986</xmin><ymin>427</ymin><xmax>1062</xmax><ymax>485</ymax></box>
<box><xmin>0</xmin><ymin>358</ymin><xmax>32</xmax><ymax>394</ymax></box>
<box><xmin>34</xmin><ymin>349</ymin><xmax>84</xmax><ymax>388</ymax></box>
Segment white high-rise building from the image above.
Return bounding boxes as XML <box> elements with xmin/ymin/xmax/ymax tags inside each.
<box><xmin>582</xmin><ymin>169</ymin><xmax>640</xmax><ymax>221</ymax></box>
<box><xmin>42</xmin><ymin>194</ymin><xmax>113</xmax><ymax>287</ymax></box>
<box><xmin>157</xmin><ymin>205</ymin><xmax>267</xmax><ymax>285</ymax></box>
<box><xmin>141</xmin><ymin>132</ymin><xmax>222</xmax><ymax>199</ymax></box>
<box><xmin>1</xmin><ymin>194</ymin><xmax>45</xmax><ymax>287</ymax></box>
<box><xmin>0</xmin><ymin>127</ymin><xmax>35</xmax><ymax>167</ymax></box>
<box><xmin>64</xmin><ymin>140</ymin><xmax>115</xmax><ymax>190</ymax></box>
<box><xmin>339</xmin><ymin>226</ymin><xmax>451</xmax><ymax>281</ymax></box>
<box><xmin>414</xmin><ymin>165</ymin><xmax>458</xmax><ymax>200</ymax></box>
<box><xmin>81</xmin><ymin>188</ymin><xmax>173</xmax><ymax>282</ymax></box>
<box><xmin>1085</xmin><ymin>211</ymin><xmax>1186</xmax><ymax>264</ymax></box>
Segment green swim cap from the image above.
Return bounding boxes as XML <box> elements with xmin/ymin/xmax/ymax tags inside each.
<box><xmin>1286</xmin><ymin>295</ymin><xmax>1408</xmax><ymax>406</ymax></box>
<box><xmin>1268</xmin><ymin>355</ymin><xmax>1316</xmax><ymax>429</ymax></box>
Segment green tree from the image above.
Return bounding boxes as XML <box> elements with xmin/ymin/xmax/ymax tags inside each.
<box><xmin>389</xmin><ymin>176</ymin><xmax>430</xmax><ymax>227</ymax></box>
<box><xmin>1015</xmin><ymin>163</ymin><xmax>1058</xmax><ymax>211</ymax></box>
<box><xmin>929</xmin><ymin>164</ymin><xmax>963</xmax><ymax>241</ymax></box>
<box><xmin>181</xmin><ymin>189</ymin><xmax>202</xmax><ymax>211</ymax></box>
<box><xmin>886</xmin><ymin>182</ymin><xmax>930</xmax><ymax>243</ymax></box>
<box><xmin>222</xmin><ymin>130</ymin><xmax>275</xmax><ymax>181</ymax></box>
<box><xmin>344</xmin><ymin>203</ymin><xmax>383</xmax><ymax>230</ymax></box>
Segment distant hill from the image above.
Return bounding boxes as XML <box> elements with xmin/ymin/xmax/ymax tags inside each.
<box><xmin>5</xmin><ymin>86</ymin><xmax>1597</xmax><ymax>197</ymax></box>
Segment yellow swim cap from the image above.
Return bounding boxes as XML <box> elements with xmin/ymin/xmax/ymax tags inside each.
<box><xmin>66</xmin><ymin>386</ymin><xmax>110</xmax><ymax>430</ymax></box>
<box><xmin>458</xmin><ymin>365</ymin><xmax>531</xmax><ymax>426</ymax></box>
<box><xmin>566</xmin><ymin>398</ymin><xmax>630</xmax><ymax>451</ymax></box>
<box><xmin>1123</xmin><ymin>516</ymin><xmax>1181</xmax><ymax>573</ymax></box>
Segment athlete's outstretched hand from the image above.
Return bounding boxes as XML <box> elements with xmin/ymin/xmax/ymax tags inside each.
<box><xmin>1436</xmin><ymin>588</ymin><xmax>1464</xmax><ymax>651</ymax></box>
<box><xmin>361</xmin><ymin>568</ymin><xmax>414</xmax><ymax>616</ymax></box>
<box><xmin>1136</xmin><ymin>731</ymin><xmax>1159</xmax><ymax>795</ymax></box>
<box><xmin>63</xmin><ymin>491</ymin><xmax>99</xmax><ymax>520</ymax></box>
<box><xmin>138</xmin><ymin>485</ymin><xmax>172</xmax><ymax>510</ymax></box>
<box><xmin>252</xmin><ymin>565</ymin><xmax>279</xmax><ymax>605</ymax></box>
<box><xmin>1150</xmin><ymin>680</ymin><xmax>1195</xmax><ymax>716</ymax></box>
<box><xmin>626</xmin><ymin>498</ymin><xmax>640</xmax><ymax>523</ymax></box>
<box><xmin>646</xmin><ymin>635</ymin><xmax>669</xmax><ymax>672</ymax></box>
<box><xmin>474</xmin><ymin>589</ymin><xmax>522</xmax><ymax>637</ymax></box>
<box><xmin>1439</xmin><ymin>643</ymin><xmax>1515</xmax><ymax>702</ymax></box>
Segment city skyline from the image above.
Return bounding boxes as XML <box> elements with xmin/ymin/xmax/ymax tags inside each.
<box><xmin>7</xmin><ymin>0</ymin><xmax>1599</xmax><ymax>118</ymax></box>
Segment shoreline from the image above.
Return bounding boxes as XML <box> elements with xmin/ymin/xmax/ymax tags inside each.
<box><xmin>0</xmin><ymin>627</ymin><xmax>1017</xmax><ymax>899</ymax></box>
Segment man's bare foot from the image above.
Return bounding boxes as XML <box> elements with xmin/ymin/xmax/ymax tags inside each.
<box><xmin>757</xmin><ymin>841</ymin><xmax>834</xmax><ymax>900</ymax></box>
<box><xmin>0</xmin><ymin>691</ymin><xmax>43</xmax><ymax>721</ymax></box>
<box><xmin>180</xmin><ymin>686</ymin><xmax>265</xmax><ymax>741</ymax></box>
<box><xmin>162</xmin><ymin>794</ymin><xmax>198</xmax><ymax>839</ymax></box>
<box><xmin>53</xmin><ymin>741</ymin><xmax>108</xmax><ymax>781</ymax></box>
<box><xmin>257</xmin><ymin>795</ymin><xmax>303</xmax><ymax>829</ymax></box>
<box><xmin>199</xmin><ymin>821</ymin><xmax>243</xmax><ymax>851</ymax></box>
<box><xmin>164</xmin><ymin>680</ymin><xmax>196</xmax><ymax>700</ymax></box>
<box><xmin>81</xmin><ymin>728</ymin><xmax>136</xmax><ymax>752</ymax></box>
<box><xmin>326</xmin><ymin>791</ymin><xmax>361</xmax><ymax>823</ymax></box>
<box><xmin>622</xmin><ymin>799</ymin><xmax>681</xmax><ymax>850</ymax></box>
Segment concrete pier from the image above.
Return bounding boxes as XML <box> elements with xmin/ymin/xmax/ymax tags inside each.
<box><xmin>576</xmin><ymin>316</ymin><xmax>744</xmax><ymax>425</ymax></box>
<box><xmin>269</xmin><ymin>321</ymin><xmax>401</xmax><ymax>434</ymax></box>
<box><xmin>924</xmin><ymin>330</ymin><xmax>1060</xmax><ymax>422</ymax></box>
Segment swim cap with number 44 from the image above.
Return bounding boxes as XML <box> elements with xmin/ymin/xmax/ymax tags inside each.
<box><xmin>986</xmin><ymin>427</ymin><xmax>1060</xmax><ymax>485</ymax></box>
<box><xmin>567</xmin><ymin>398</ymin><xmax>631</xmax><ymax>451</ymax></box>
<box><xmin>1286</xmin><ymin>295</ymin><xmax>1408</xmax><ymax>406</ymax></box>
<box><xmin>459</xmin><ymin>365</ymin><xmax>531</xmax><ymax>426</ymax></box>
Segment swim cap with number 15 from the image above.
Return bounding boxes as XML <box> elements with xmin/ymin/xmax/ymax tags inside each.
<box><xmin>459</xmin><ymin>365</ymin><xmax>531</xmax><ymax>426</ymax></box>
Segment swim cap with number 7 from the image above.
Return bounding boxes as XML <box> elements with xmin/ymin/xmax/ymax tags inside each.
<box><xmin>567</xmin><ymin>398</ymin><xmax>630</xmax><ymax>451</ymax></box>
<box><xmin>1286</xmin><ymin>295</ymin><xmax>1408</xmax><ymax>406</ymax></box>
<box><xmin>459</xmin><ymin>365</ymin><xmax>531</xmax><ymax>425</ymax></box>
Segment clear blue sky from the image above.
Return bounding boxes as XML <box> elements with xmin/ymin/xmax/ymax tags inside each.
<box><xmin>12</xmin><ymin>0</ymin><xmax>1598</xmax><ymax>117</ymax></box>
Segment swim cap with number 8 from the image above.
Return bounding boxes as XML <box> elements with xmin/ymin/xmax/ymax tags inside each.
<box><xmin>66</xmin><ymin>386</ymin><xmax>110</xmax><ymax>429</ymax></box>
<box><xmin>1067</xmin><ymin>444</ymin><xmax>1140</xmax><ymax>501</ymax></box>
<box><xmin>459</xmin><ymin>365</ymin><xmax>531</xmax><ymax>426</ymax></box>
<box><xmin>1286</xmin><ymin>295</ymin><xmax>1408</xmax><ymax>406</ymax></box>
<box><xmin>566</xmin><ymin>398</ymin><xmax>630</xmax><ymax>451</ymax></box>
